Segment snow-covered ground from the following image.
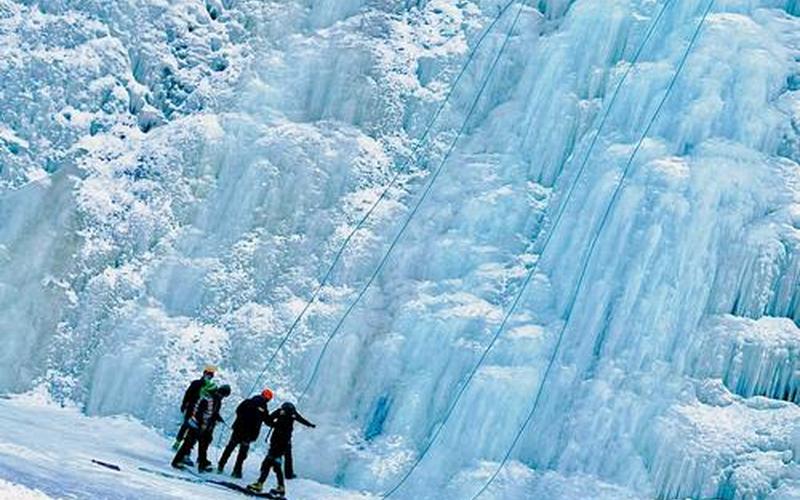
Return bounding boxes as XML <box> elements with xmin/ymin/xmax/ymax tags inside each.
<box><xmin>0</xmin><ymin>479</ymin><xmax>50</xmax><ymax>500</ymax></box>
<box><xmin>0</xmin><ymin>390</ymin><xmax>371</xmax><ymax>499</ymax></box>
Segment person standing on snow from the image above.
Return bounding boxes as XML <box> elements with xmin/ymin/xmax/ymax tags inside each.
<box><xmin>247</xmin><ymin>402</ymin><xmax>315</xmax><ymax>497</ymax></box>
<box><xmin>217</xmin><ymin>388</ymin><xmax>275</xmax><ymax>478</ymax></box>
<box><xmin>173</xmin><ymin>365</ymin><xmax>217</xmax><ymax>451</ymax></box>
<box><xmin>172</xmin><ymin>383</ymin><xmax>231</xmax><ymax>472</ymax></box>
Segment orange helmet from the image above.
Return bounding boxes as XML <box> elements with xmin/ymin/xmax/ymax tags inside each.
<box><xmin>261</xmin><ymin>388</ymin><xmax>274</xmax><ymax>401</ymax></box>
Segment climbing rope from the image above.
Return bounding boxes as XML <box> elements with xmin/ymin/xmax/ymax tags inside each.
<box><xmin>218</xmin><ymin>0</ymin><xmax>519</xmax><ymax>444</ymax></box>
<box><xmin>470</xmin><ymin>1</ymin><xmax>716</xmax><ymax>498</ymax></box>
<box><xmin>379</xmin><ymin>0</ymin><xmax>676</xmax><ymax>496</ymax></box>
<box><xmin>296</xmin><ymin>0</ymin><xmax>530</xmax><ymax>406</ymax></box>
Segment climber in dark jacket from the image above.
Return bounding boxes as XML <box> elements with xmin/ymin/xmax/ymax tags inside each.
<box><xmin>247</xmin><ymin>402</ymin><xmax>315</xmax><ymax>496</ymax></box>
<box><xmin>173</xmin><ymin>365</ymin><xmax>216</xmax><ymax>450</ymax></box>
<box><xmin>217</xmin><ymin>388</ymin><xmax>274</xmax><ymax>478</ymax></box>
<box><xmin>172</xmin><ymin>383</ymin><xmax>231</xmax><ymax>472</ymax></box>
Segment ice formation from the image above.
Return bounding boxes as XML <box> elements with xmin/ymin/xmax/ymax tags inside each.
<box><xmin>2</xmin><ymin>0</ymin><xmax>800</xmax><ymax>498</ymax></box>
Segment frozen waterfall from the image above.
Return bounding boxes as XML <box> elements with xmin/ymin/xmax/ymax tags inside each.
<box><xmin>2</xmin><ymin>0</ymin><xmax>800</xmax><ymax>498</ymax></box>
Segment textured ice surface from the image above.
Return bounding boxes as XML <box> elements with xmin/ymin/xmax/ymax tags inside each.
<box><xmin>2</xmin><ymin>0</ymin><xmax>800</xmax><ymax>498</ymax></box>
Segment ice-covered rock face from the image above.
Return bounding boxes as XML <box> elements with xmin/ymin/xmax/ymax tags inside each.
<box><xmin>2</xmin><ymin>0</ymin><xmax>800</xmax><ymax>498</ymax></box>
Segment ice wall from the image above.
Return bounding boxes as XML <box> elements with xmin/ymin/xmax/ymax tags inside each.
<box><xmin>2</xmin><ymin>0</ymin><xmax>800</xmax><ymax>498</ymax></box>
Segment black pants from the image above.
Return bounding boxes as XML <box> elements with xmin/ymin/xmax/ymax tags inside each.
<box><xmin>257</xmin><ymin>454</ymin><xmax>285</xmax><ymax>490</ymax></box>
<box><xmin>173</xmin><ymin>427</ymin><xmax>212</xmax><ymax>469</ymax></box>
<box><xmin>219</xmin><ymin>433</ymin><xmax>251</xmax><ymax>475</ymax></box>
<box><xmin>284</xmin><ymin>442</ymin><xmax>294</xmax><ymax>479</ymax></box>
<box><xmin>175</xmin><ymin>410</ymin><xmax>192</xmax><ymax>441</ymax></box>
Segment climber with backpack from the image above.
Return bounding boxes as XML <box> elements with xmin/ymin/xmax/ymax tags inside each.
<box><xmin>247</xmin><ymin>402</ymin><xmax>315</xmax><ymax>497</ymax></box>
<box><xmin>171</xmin><ymin>382</ymin><xmax>231</xmax><ymax>473</ymax></box>
<box><xmin>217</xmin><ymin>388</ymin><xmax>275</xmax><ymax>478</ymax></box>
<box><xmin>173</xmin><ymin>365</ymin><xmax>217</xmax><ymax>452</ymax></box>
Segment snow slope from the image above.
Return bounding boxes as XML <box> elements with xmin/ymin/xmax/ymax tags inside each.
<box><xmin>0</xmin><ymin>479</ymin><xmax>50</xmax><ymax>500</ymax></box>
<box><xmin>0</xmin><ymin>391</ymin><xmax>370</xmax><ymax>499</ymax></box>
<box><xmin>2</xmin><ymin>0</ymin><xmax>800</xmax><ymax>498</ymax></box>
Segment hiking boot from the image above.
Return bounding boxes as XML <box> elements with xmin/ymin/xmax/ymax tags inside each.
<box><xmin>198</xmin><ymin>463</ymin><xmax>214</xmax><ymax>473</ymax></box>
<box><xmin>216</xmin><ymin>464</ymin><xmax>224</xmax><ymax>474</ymax></box>
<box><xmin>231</xmin><ymin>470</ymin><xmax>243</xmax><ymax>479</ymax></box>
<box><xmin>171</xmin><ymin>460</ymin><xmax>184</xmax><ymax>470</ymax></box>
<box><xmin>247</xmin><ymin>481</ymin><xmax>263</xmax><ymax>493</ymax></box>
<box><xmin>182</xmin><ymin>456</ymin><xmax>194</xmax><ymax>467</ymax></box>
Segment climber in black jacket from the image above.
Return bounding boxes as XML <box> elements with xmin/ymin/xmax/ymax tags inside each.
<box><xmin>173</xmin><ymin>365</ymin><xmax>217</xmax><ymax>451</ymax></box>
<box><xmin>217</xmin><ymin>388</ymin><xmax>274</xmax><ymax>478</ymax></box>
<box><xmin>247</xmin><ymin>402</ymin><xmax>315</xmax><ymax>496</ymax></box>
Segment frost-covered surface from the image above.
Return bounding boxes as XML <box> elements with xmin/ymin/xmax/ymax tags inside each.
<box><xmin>2</xmin><ymin>0</ymin><xmax>800</xmax><ymax>498</ymax></box>
<box><xmin>684</xmin><ymin>315</ymin><xmax>800</xmax><ymax>403</ymax></box>
<box><xmin>647</xmin><ymin>381</ymin><xmax>800</xmax><ymax>500</ymax></box>
<box><xmin>0</xmin><ymin>478</ymin><xmax>52</xmax><ymax>500</ymax></box>
<box><xmin>0</xmin><ymin>391</ymin><xmax>369</xmax><ymax>499</ymax></box>
<box><xmin>0</xmin><ymin>0</ymin><xmax>248</xmax><ymax>189</ymax></box>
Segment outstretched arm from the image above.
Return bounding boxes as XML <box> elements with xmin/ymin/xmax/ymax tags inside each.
<box><xmin>261</xmin><ymin>407</ymin><xmax>274</xmax><ymax>427</ymax></box>
<box><xmin>265</xmin><ymin>409</ymin><xmax>280</xmax><ymax>427</ymax></box>
<box><xmin>293</xmin><ymin>411</ymin><xmax>315</xmax><ymax>428</ymax></box>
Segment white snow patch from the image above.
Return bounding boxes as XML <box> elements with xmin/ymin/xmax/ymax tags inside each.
<box><xmin>0</xmin><ymin>479</ymin><xmax>52</xmax><ymax>500</ymax></box>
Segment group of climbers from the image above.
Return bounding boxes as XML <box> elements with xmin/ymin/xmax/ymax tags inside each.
<box><xmin>170</xmin><ymin>365</ymin><xmax>315</xmax><ymax>497</ymax></box>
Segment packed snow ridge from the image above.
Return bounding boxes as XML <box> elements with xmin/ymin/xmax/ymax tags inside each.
<box><xmin>2</xmin><ymin>0</ymin><xmax>800</xmax><ymax>498</ymax></box>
